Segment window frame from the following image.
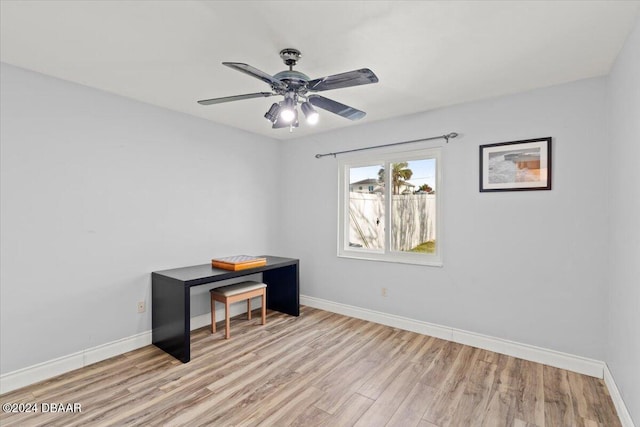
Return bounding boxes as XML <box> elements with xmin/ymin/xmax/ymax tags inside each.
<box><xmin>337</xmin><ymin>148</ymin><xmax>443</xmax><ymax>267</ymax></box>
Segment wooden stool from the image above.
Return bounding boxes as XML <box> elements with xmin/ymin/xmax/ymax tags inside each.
<box><xmin>210</xmin><ymin>281</ymin><xmax>267</xmax><ymax>339</ymax></box>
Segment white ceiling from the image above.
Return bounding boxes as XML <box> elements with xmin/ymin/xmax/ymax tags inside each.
<box><xmin>1</xmin><ymin>1</ymin><xmax>639</xmax><ymax>140</ymax></box>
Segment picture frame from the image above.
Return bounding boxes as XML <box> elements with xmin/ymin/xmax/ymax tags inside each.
<box><xmin>479</xmin><ymin>137</ymin><xmax>552</xmax><ymax>192</ymax></box>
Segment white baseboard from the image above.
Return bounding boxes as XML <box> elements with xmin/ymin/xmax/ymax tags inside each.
<box><xmin>83</xmin><ymin>331</ymin><xmax>152</xmax><ymax>367</ymax></box>
<box><xmin>301</xmin><ymin>296</ymin><xmax>638</xmax><ymax>424</ymax></box>
<box><xmin>3</xmin><ymin>296</ymin><xmax>633</xmax><ymax>427</ymax></box>
<box><xmin>0</xmin><ymin>331</ymin><xmax>152</xmax><ymax>395</ymax></box>
<box><xmin>604</xmin><ymin>364</ymin><xmax>637</xmax><ymax>427</ymax></box>
<box><xmin>300</xmin><ymin>295</ymin><xmax>604</xmax><ymax>378</ymax></box>
<box><xmin>0</xmin><ymin>300</ymin><xmax>259</xmax><ymax>395</ymax></box>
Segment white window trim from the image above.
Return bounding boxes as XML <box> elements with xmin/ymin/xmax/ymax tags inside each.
<box><xmin>337</xmin><ymin>148</ymin><xmax>443</xmax><ymax>267</ymax></box>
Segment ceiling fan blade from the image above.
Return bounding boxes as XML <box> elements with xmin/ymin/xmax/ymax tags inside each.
<box><xmin>223</xmin><ymin>62</ymin><xmax>287</xmax><ymax>90</ymax></box>
<box><xmin>308</xmin><ymin>95</ymin><xmax>366</xmax><ymax>121</ymax></box>
<box><xmin>307</xmin><ymin>68</ymin><xmax>378</xmax><ymax>92</ymax></box>
<box><xmin>197</xmin><ymin>92</ymin><xmax>274</xmax><ymax>105</ymax></box>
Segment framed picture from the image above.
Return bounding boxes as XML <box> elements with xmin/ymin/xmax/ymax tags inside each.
<box><xmin>479</xmin><ymin>137</ymin><xmax>552</xmax><ymax>192</ymax></box>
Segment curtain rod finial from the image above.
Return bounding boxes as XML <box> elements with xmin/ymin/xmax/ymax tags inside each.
<box><xmin>444</xmin><ymin>132</ymin><xmax>458</xmax><ymax>143</ymax></box>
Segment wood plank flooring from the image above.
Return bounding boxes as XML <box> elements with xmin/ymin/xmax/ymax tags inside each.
<box><xmin>0</xmin><ymin>306</ymin><xmax>621</xmax><ymax>426</ymax></box>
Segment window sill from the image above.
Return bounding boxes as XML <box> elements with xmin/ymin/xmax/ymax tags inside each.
<box><xmin>337</xmin><ymin>251</ymin><xmax>443</xmax><ymax>267</ymax></box>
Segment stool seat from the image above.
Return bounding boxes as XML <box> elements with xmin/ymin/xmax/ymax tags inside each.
<box><xmin>211</xmin><ymin>281</ymin><xmax>266</xmax><ymax>297</ymax></box>
<box><xmin>210</xmin><ymin>281</ymin><xmax>267</xmax><ymax>339</ymax></box>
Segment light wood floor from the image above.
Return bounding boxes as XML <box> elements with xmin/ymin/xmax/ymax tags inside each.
<box><xmin>0</xmin><ymin>306</ymin><xmax>621</xmax><ymax>427</ymax></box>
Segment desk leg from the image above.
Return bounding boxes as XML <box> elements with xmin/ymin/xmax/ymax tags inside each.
<box><xmin>152</xmin><ymin>274</ymin><xmax>191</xmax><ymax>363</ymax></box>
<box><xmin>263</xmin><ymin>263</ymin><xmax>299</xmax><ymax>316</ymax></box>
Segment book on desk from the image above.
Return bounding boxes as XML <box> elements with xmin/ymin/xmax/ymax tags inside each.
<box><xmin>211</xmin><ymin>255</ymin><xmax>267</xmax><ymax>271</ymax></box>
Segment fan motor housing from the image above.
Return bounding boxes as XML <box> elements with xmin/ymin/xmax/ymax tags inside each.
<box><xmin>273</xmin><ymin>70</ymin><xmax>310</xmax><ymax>91</ymax></box>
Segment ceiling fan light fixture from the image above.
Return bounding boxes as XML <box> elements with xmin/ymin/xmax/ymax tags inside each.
<box><xmin>272</xmin><ymin>114</ymin><xmax>299</xmax><ymax>129</ymax></box>
<box><xmin>301</xmin><ymin>101</ymin><xmax>319</xmax><ymax>125</ymax></box>
<box><xmin>280</xmin><ymin>108</ymin><xmax>296</xmax><ymax>123</ymax></box>
<box><xmin>264</xmin><ymin>103</ymin><xmax>281</xmax><ymax>123</ymax></box>
<box><xmin>279</xmin><ymin>97</ymin><xmax>296</xmax><ymax>123</ymax></box>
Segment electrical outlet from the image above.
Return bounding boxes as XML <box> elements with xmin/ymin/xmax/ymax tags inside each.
<box><xmin>137</xmin><ymin>301</ymin><xmax>145</xmax><ymax>313</ymax></box>
<box><xmin>381</xmin><ymin>287</ymin><xmax>387</xmax><ymax>297</ymax></box>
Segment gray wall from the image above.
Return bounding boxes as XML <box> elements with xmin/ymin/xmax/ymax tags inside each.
<box><xmin>0</xmin><ymin>63</ymin><xmax>280</xmax><ymax>374</ymax></box>
<box><xmin>279</xmin><ymin>77</ymin><xmax>609</xmax><ymax>361</ymax></box>
<box><xmin>607</xmin><ymin>15</ymin><xmax>640</xmax><ymax>424</ymax></box>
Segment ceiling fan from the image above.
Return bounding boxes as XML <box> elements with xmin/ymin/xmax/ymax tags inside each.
<box><xmin>197</xmin><ymin>48</ymin><xmax>379</xmax><ymax>130</ymax></box>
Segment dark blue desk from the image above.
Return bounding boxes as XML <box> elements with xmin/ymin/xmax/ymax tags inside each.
<box><xmin>152</xmin><ymin>255</ymin><xmax>299</xmax><ymax>362</ymax></box>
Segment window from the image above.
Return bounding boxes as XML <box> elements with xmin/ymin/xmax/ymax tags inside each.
<box><xmin>338</xmin><ymin>148</ymin><xmax>442</xmax><ymax>266</ymax></box>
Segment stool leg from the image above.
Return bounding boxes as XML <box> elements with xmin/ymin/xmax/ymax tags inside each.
<box><xmin>261</xmin><ymin>290</ymin><xmax>266</xmax><ymax>326</ymax></box>
<box><xmin>211</xmin><ymin>296</ymin><xmax>216</xmax><ymax>333</ymax></box>
<box><xmin>225</xmin><ymin>299</ymin><xmax>231</xmax><ymax>339</ymax></box>
<box><xmin>247</xmin><ymin>298</ymin><xmax>252</xmax><ymax>320</ymax></box>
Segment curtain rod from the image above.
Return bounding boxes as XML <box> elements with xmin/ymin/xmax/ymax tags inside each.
<box><xmin>314</xmin><ymin>132</ymin><xmax>459</xmax><ymax>159</ymax></box>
